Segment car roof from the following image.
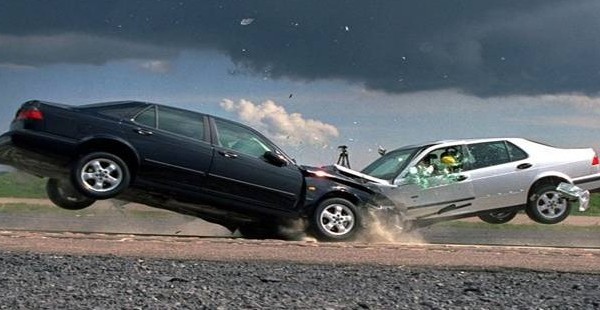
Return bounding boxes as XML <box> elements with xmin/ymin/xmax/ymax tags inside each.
<box><xmin>394</xmin><ymin>137</ymin><xmax>528</xmax><ymax>151</ymax></box>
<box><xmin>78</xmin><ymin>100</ymin><xmax>149</xmax><ymax>108</ymax></box>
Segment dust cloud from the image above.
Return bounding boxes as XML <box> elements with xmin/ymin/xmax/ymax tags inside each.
<box><xmin>357</xmin><ymin>216</ymin><xmax>427</xmax><ymax>244</ymax></box>
<box><xmin>275</xmin><ymin>216</ymin><xmax>427</xmax><ymax>244</ymax></box>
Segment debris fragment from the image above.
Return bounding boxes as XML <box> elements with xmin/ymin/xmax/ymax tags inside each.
<box><xmin>259</xmin><ymin>276</ymin><xmax>282</xmax><ymax>283</ymax></box>
<box><xmin>240</xmin><ymin>18</ymin><xmax>254</xmax><ymax>26</ymax></box>
<box><xmin>556</xmin><ymin>182</ymin><xmax>590</xmax><ymax>211</ymax></box>
<box><xmin>158</xmin><ymin>276</ymin><xmax>189</xmax><ymax>283</ymax></box>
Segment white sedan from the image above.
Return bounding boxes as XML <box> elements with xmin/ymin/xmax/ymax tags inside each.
<box><xmin>343</xmin><ymin>138</ymin><xmax>600</xmax><ymax>227</ymax></box>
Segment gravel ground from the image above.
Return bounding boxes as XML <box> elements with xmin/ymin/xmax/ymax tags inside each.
<box><xmin>1</xmin><ymin>251</ymin><xmax>599</xmax><ymax>309</ymax></box>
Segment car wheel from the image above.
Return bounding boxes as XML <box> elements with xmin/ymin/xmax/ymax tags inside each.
<box><xmin>71</xmin><ymin>152</ymin><xmax>130</xmax><ymax>199</ymax></box>
<box><xmin>478</xmin><ymin>210</ymin><xmax>518</xmax><ymax>224</ymax></box>
<box><xmin>46</xmin><ymin>178</ymin><xmax>95</xmax><ymax>210</ymax></box>
<box><xmin>526</xmin><ymin>185</ymin><xmax>571</xmax><ymax>224</ymax></box>
<box><xmin>312</xmin><ymin>198</ymin><xmax>361</xmax><ymax>242</ymax></box>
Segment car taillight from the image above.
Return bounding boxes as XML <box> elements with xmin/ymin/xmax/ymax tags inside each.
<box><xmin>593</xmin><ymin>155</ymin><xmax>599</xmax><ymax>166</ymax></box>
<box><xmin>16</xmin><ymin>108</ymin><xmax>44</xmax><ymax>121</ymax></box>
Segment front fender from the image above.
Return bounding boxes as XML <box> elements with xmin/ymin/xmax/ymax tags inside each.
<box><xmin>303</xmin><ymin>176</ymin><xmax>397</xmax><ymax>216</ymax></box>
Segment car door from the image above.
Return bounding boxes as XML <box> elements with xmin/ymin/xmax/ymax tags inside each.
<box><xmin>122</xmin><ymin>105</ymin><xmax>213</xmax><ymax>192</ymax></box>
<box><xmin>465</xmin><ymin>140</ymin><xmax>534</xmax><ymax>211</ymax></box>
<box><xmin>383</xmin><ymin>144</ymin><xmax>475</xmax><ymax>219</ymax></box>
<box><xmin>206</xmin><ymin>117</ymin><xmax>304</xmax><ymax>211</ymax></box>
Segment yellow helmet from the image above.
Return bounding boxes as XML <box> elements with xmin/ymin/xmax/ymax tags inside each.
<box><xmin>441</xmin><ymin>155</ymin><xmax>457</xmax><ymax>165</ymax></box>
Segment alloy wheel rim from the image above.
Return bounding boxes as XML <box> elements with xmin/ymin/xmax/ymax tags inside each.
<box><xmin>319</xmin><ymin>204</ymin><xmax>355</xmax><ymax>236</ymax></box>
<box><xmin>536</xmin><ymin>190</ymin><xmax>567</xmax><ymax>219</ymax></box>
<box><xmin>80</xmin><ymin>158</ymin><xmax>122</xmax><ymax>193</ymax></box>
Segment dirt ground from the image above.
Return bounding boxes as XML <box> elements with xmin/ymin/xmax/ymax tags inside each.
<box><xmin>0</xmin><ymin>230</ymin><xmax>599</xmax><ymax>273</ymax></box>
<box><xmin>0</xmin><ymin>198</ymin><xmax>599</xmax><ymax>273</ymax></box>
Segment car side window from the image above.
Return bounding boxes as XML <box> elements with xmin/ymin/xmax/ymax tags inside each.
<box><xmin>133</xmin><ymin>106</ymin><xmax>157</xmax><ymax>127</ymax></box>
<box><xmin>157</xmin><ymin>106</ymin><xmax>205</xmax><ymax>141</ymax></box>
<box><xmin>506</xmin><ymin>141</ymin><xmax>528</xmax><ymax>161</ymax></box>
<box><xmin>466</xmin><ymin>141</ymin><xmax>511</xmax><ymax>170</ymax></box>
<box><xmin>214</xmin><ymin>119</ymin><xmax>272</xmax><ymax>158</ymax></box>
<box><xmin>413</xmin><ymin>145</ymin><xmax>465</xmax><ymax>176</ymax></box>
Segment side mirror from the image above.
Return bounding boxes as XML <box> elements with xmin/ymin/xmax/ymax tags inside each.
<box><xmin>263</xmin><ymin>151</ymin><xmax>288</xmax><ymax>167</ymax></box>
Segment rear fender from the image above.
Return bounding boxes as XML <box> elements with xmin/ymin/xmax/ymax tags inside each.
<box><xmin>527</xmin><ymin>172</ymin><xmax>571</xmax><ymax>202</ymax></box>
<box><xmin>75</xmin><ymin>135</ymin><xmax>141</xmax><ymax>176</ymax></box>
<box><xmin>530</xmin><ymin>171</ymin><xmax>572</xmax><ymax>188</ymax></box>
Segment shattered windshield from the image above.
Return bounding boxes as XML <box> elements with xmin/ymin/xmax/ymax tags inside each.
<box><xmin>361</xmin><ymin>147</ymin><xmax>421</xmax><ymax>181</ymax></box>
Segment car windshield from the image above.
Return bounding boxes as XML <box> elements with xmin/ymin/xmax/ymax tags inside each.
<box><xmin>361</xmin><ymin>147</ymin><xmax>421</xmax><ymax>181</ymax></box>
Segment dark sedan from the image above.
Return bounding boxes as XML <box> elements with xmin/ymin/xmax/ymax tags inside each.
<box><xmin>0</xmin><ymin>100</ymin><xmax>396</xmax><ymax>241</ymax></box>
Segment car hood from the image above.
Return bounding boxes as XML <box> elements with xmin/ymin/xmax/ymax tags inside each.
<box><xmin>301</xmin><ymin>164</ymin><xmax>392</xmax><ymax>193</ymax></box>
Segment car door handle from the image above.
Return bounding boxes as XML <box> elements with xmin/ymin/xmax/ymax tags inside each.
<box><xmin>517</xmin><ymin>163</ymin><xmax>532</xmax><ymax>170</ymax></box>
<box><xmin>218</xmin><ymin>150</ymin><xmax>238</xmax><ymax>159</ymax></box>
<box><xmin>456</xmin><ymin>175</ymin><xmax>468</xmax><ymax>181</ymax></box>
<box><xmin>134</xmin><ymin>128</ymin><xmax>153</xmax><ymax>136</ymax></box>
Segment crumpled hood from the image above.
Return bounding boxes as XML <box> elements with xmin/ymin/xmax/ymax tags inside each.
<box><xmin>301</xmin><ymin>164</ymin><xmax>392</xmax><ymax>193</ymax></box>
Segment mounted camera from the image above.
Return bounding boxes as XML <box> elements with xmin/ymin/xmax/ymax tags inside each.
<box><xmin>336</xmin><ymin>145</ymin><xmax>351</xmax><ymax>168</ymax></box>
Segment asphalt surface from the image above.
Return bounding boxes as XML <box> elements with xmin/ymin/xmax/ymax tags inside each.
<box><xmin>1</xmin><ymin>251</ymin><xmax>599</xmax><ymax>309</ymax></box>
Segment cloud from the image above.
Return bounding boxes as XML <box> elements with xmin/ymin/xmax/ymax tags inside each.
<box><xmin>0</xmin><ymin>63</ymin><xmax>35</xmax><ymax>70</ymax></box>
<box><xmin>0</xmin><ymin>33</ymin><xmax>176</xmax><ymax>66</ymax></box>
<box><xmin>2</xmin><ymin>0</ymin><xmax>600</xmax><ymax>97</ymax></box>
<box><xmin>220</xmin><ymin>99</ymin><xmax>339</xmax><ymax>147</ymax></box>
<box><xmin>513</xmin><ymin>115</ymin><xmax>600</xmax><ymax>130</ymax></box>
<box><xmin>139</xmin><ymin>60</ymin><xmax>171</xmax><ymax>73</ymax></box>
<box><xmin>539</xmin><ymin>94</ymin><xmax>600</xmax><ymax>113</ymax></box>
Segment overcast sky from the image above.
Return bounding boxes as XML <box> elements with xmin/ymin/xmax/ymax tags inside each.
<box><xmin>2</xmin><ymin>0</ymin><xmax>600</xmax><ymax>168</ymax></box>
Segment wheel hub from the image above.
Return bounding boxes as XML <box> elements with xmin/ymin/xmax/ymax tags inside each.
<box><xmin>319</xmin><ymin>204</ymin><xmax>355</xmax><ymax>236</ymax></box>
<box><xmin>81</xmin><ymin>158</ymin><xmax>122</xmax><ymax>192</ymax></box>
<box><xmin>538</xmin><ymin>191</ymin><xmax>566</xmax><ymax>218</ymax></box>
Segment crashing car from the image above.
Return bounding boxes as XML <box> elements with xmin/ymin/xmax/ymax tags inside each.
<box><xmin>338</xmin><ymin>138</ymin><xmax>600</xmax><ymax>228</ymax></box>
<box><xmin>0</xmin><ymin>100</ymin><xmax>396</xmax><ymax>241</ymax></box>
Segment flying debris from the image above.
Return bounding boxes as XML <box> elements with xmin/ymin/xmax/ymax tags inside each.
<box><xmin>240</xmin><ymin>18</ymin><xmax>254</xmax><ymax>26</ymax></box>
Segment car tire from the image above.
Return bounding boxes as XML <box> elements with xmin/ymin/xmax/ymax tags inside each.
<box><xmin>526</xmin><ymin>184</ymin><xmax>571</xmax><ymax>224</ymax></box>
<box><xmin>46</xmin><ymin>178</ymin><xmax>96</xmax><ymax>210</ymax></box>
<box><xmin>478</xmin><ymin>210</ymin><xmax>518</xmax><ymax>224</ymax></box>
<box><xmin>71</xmin><ymin>152</ymin><xmax>130</xmax><ymax>199</ymax></box>
<box><xmin>312</xmin><ymin>198</ymin><xmax>361</xmax><ymax>242</ymax></box>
